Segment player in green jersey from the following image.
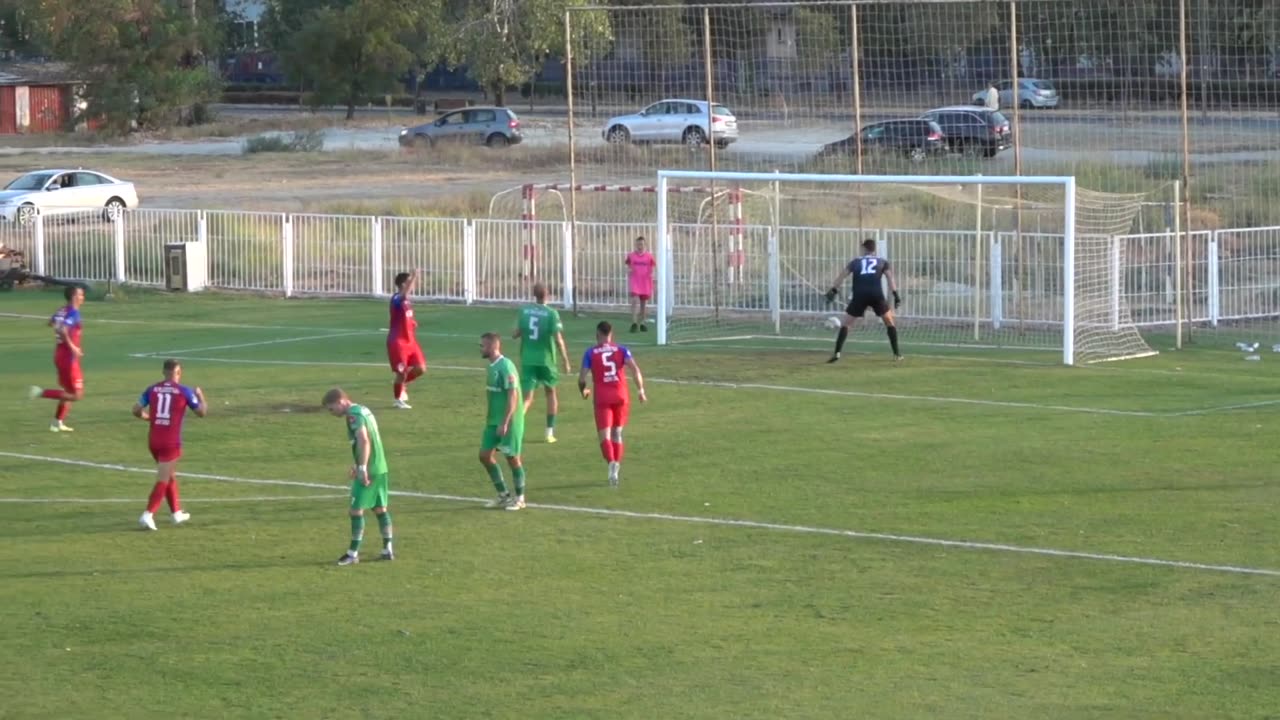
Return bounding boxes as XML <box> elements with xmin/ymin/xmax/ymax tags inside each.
<box><xmin>478</xmin><ymin>333</ymin><xmax>528</xmax><ymax>510</ymax></box>
<box><xmin>323</xmin><ymin>388</ymin><xmax>395</xmax><ymax>565</ymax></box>
<box><xmin>512</xmin><ymin>282</ymin><xmax>571</xmax><ymax>444</ymax></box>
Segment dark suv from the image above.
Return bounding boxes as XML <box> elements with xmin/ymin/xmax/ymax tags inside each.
<box><xmin>818</xmin><ymin>119</ymin><xmax>946</xmax><ymax>163</ymax></box>
<box><xmin>919</xmin><ymin>106</ymin><xmax>1011</xmax><ymax>158</ymax></box>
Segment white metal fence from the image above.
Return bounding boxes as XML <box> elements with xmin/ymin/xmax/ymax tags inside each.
<box><xmin>4</xmin><ymin>208</ymin><xmax>1278</xmax><ymax>331</ymax></box>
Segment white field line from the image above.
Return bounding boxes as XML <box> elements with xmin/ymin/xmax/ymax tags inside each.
<box><xmin>126</xmin><ymin>352</ymin><xmax>1169</xmax><ymax>418</ymax></box>
<box><xmin>2</xmin><ymin>311</ymin><xmax>1266</xmax><ymax>381</ymax></box>
<box><xmin>6</xmin><ymin>312</ymin><xmax>1270</xmax><ymax>416</ymax></box>
<box><xmin>4</xmin><ymin>450</ymin><xmax>1277</xmax><ymax>579</ymax></box>
<box><xmin>132</xmin><ymin>331</ymin><xmax>380</xmax><ymax>357</ymax></box>
<box><xmin>0</xmin><ymin>494</ymin><xmax>346</xmax><ymax>504</ymax></box>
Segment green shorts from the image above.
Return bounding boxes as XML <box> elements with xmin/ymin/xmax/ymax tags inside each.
<box><xmin>520</xmin><ymin>365</ymin><xmax>559</xmax><ymax>395</ymax></box>
<box><xmin>350</xmin><ymin>473</ymin><xmax>390</xmax><ymax>510</ymax></box>
<box><xmin>481</xmin><ymin>423</ymin><xmax>524</xmax><ymax>457</ymax></box>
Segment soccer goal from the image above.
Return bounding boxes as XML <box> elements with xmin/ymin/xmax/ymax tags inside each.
<box><xmin>654</xmin><ymin>170</ymin><xmax>1165</xmax><ymax>366</ymax></box>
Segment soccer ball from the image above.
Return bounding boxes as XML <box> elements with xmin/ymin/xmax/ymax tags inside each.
<box><xmin>824</xmin><ymin>316</ymin><xmax>842</xmax><ymax>330</ymax></box>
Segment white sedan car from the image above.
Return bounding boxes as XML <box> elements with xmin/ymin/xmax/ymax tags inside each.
<box><xmin>602</xmin><ymin>99</ymin><xmax>739</xmax><ymax>148</ymax></box>
<box><xmin>0</xmin><ymin>169</ymin><xmax>140</xmax><ymax>225</ymax></box>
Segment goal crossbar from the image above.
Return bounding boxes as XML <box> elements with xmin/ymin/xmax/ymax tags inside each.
<box><xmin>654</xmin><ymin>171</ymin><xmax>1082</xmax><ymax>364</ymax></box>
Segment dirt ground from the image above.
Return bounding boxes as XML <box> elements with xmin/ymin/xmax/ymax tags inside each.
<box><xmin>0</xmin><ymin>151</ymin><xmax>556</xmax><ymax>213</ymax></box>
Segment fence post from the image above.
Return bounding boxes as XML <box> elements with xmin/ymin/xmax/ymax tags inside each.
<box><xmin>282</xmin><ymin>214</ymin><xmax>294</xmax><ymax>298</ymax></box>
<box><xmin>197</xmin><ymin>211</ymin><xmax>208</xmax><ymax>245</ymax></box>
<box><xmin>33</xmin><ymin>213</ymin><xmax>45</xmax><ymax>276</ymax></box>
<box><xmin>463</xmin><ymin>220</ymin><xmax>476</xmax><ymax>305</ymax></box>
<box><xmin>370</xmin><ymin>216</ymin><xmax>384</xmax><ymax>297</ymax></box>
<box><xmin>560</xmin><ymin>222</ymin><xmax>574</xmax><ymax>309</ymax></box>
<box><xmin>113</xmin><ymin>214</ymin><xmax>126</xmax><ymax>283</ymax></box>
<box><xmin>990</xmin><ymin>232</ymin><xmax>1002</xmax><ymax>329</ymax></box>
<box><xmin>1208</xmin><ymin>230</ymin><xmax>1220</xmax><ymax>327</ymax></box>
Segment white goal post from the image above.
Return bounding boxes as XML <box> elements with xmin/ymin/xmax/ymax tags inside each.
<box><xmin>654</xmin><ymin>170</ymin><xmax>1159</xmax><ymax>366</ymax></box>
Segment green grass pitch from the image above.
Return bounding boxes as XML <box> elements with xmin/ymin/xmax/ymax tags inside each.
<box><xmin>1</xmin><ymin>288</ymin><xmax>1278</xmax><ymax>719</ymax></box>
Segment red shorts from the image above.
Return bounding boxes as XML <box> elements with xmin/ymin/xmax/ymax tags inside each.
<box><xmin>631</xmin><ymin>293</ymin><xmax>651</xmax><ymax>302</ymax></box>
<box><xmin>387</xmin><ymin>342</ymin><xmax>426</xmax><ymax>374</ymax></box>
<box><xmin>55</xmin><ymin>359</ymin><xmax>83</xmax><ymax>393</ymax></box>
<box><xmin>149</xmin><ymin>444</ymin><xmax>182</xmax><ymax>463</ymax></box>
<box><xmin>594</xmin><ymin>400</ymin><xmax>630</xmax><ymax>430</ymax></box>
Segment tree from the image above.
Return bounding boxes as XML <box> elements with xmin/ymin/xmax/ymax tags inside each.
<box><xmin>273</xmin><ymin>0</ymin><xmax>435</xmax><ymax>120</ymax></box>
<box><xmin>0</xmin><ymin>0</ymin><xmax>50</xmax><ymax>57</ymax></box>
<box><xmin>29</xmin><ymin>0</ymin><xmax>223</xmax><ymax>132</ymax></box>
<box><xmin>443</xmin><ymin>0</ymin><xmax>611</xmax><ymax>107</ymax></box>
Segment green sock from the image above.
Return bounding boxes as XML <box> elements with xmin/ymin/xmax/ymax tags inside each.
<box><xmin>349</xmin><ymin>514</ymin><xmax>365</xmax><ymax>553</ymax></box>
<box><xmin>546</xmin><ymin>414</ymin><xmax>557</xmax><ymax>430</ymax></box>
<box><xmin>513</xmin><ymin>465</ymin><xmax>526</xmax><ymax>496</ymax></box>
<box><xmin>486</xmin><ymin>463</ymin><xmax>508</xmax><ymax>494</ymax></box>
<box><xmin>377</xmin><ymin>511</ymin><xmax>393</xmax><ymax>549</ymax></box>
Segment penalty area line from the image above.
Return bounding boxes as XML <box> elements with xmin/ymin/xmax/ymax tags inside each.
<box><xmin>129</xmin><ymin>352</ymin><xmax>1165</xmax><ymax>418</ymax></box>
<box><xmin>3</xmin><ymin>450</ymin><xmax>1278</xmax><ymax>579</ymax></box>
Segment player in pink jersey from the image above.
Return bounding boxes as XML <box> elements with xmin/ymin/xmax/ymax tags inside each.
<box><xmin>625</xmin><ymin>236</ymin><xmax>656</xmax><ymax>333</ymax></box>
<box><xmin>578</xmin><ymin>321</ymin><xmax>647</xmax><ymax>487</ymax></box>
<box><xmin>28</xmin><ymin>286</ymin><xmax>86</xmax><ymax>432</ymax></box>
<box><xmin>387</xmin><ymin>270</ymin><xmax>427</xmax><ymax>409</ymax></box>
<box><xmin>132</xmin><ymin>359</ymin><xmax>207</xmax><ymax>531</ymax></box>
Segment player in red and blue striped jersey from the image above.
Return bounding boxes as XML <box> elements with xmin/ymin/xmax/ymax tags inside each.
<box><xmin>578</xmin><ymin>321</ymin><xmax>647</xmax><ymax>488</ymax></box>
<box><xmin>387</xmin><ymin>271</ymin><xmax>427</xmax><ymax>409</ymax></box>
<box><xmin>132</xmin><ymin>359</ymin><xmax>207</xmax><ymax>531</ymax></box>
<box><xmin>28</xmin><ymin>286</ymin><xmax>86</xmax><ymax>432</ymax></box>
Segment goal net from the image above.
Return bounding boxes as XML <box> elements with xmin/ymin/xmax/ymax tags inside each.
<box><xmin>654</xmin><ymin>170</ymin><xmax>1166</xmax><ymax>365</ymax></box>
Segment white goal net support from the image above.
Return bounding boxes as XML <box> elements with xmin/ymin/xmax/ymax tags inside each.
<box><xmin>654</xmin><ymin>170</ymin><xmax>1164</xmax><ymax>366</ymax></box>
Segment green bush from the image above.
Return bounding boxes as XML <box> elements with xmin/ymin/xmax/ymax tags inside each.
<box><xmin>243</xmin><ymin>130</ymin><xmax>326</xmax><ymax>154</ymax></box>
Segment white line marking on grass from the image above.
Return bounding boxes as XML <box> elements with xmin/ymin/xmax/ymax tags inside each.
<box><xmin>1170</xmin><ymin>399</ymin><xmax>1280</xmax><ymax>416</ymax></box>
<box><xmin>0</xmin><ymin>494</ymin><xmax>346</xmax><ymax>504</ymax></box>
<box><xmin>131</xmin><ymin>353</ymin><xmax>1166</xmax><ymax>418</ymax></box>
<box><xmin>132</xmin><ymin>331</ymin><xmax>380</xmax><ymax>357</ymax></box>
<box><xmin>5</xmin><ymin>451</ymin><xmax>1278</xmax><ymax>578</ymax></box>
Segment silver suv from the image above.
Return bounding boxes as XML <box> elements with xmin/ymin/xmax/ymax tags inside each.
<box><xmin>602</xmin><ymin>99</ymin><xmax>739</xmax><ymax>149</ymax></box>
<box><xmin>399</xmin><ymin>107</ymin><xmax>524</xmax><ymax>149</ymax></box>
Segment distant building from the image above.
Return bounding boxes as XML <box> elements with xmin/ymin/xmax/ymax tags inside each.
<box><xmin>225</xmin><ymin>0</ymin><xmax>266</xmax><ymax>49</ymax></box>
<box><xmin>0</xmin><ymin>62</ymin><xmax>84</xmax><ymax>134</ymax></box>
<box><xmin>226</xmin><ymin>0</ymin><xmax>266</xmax><ymax>22</ymax></box>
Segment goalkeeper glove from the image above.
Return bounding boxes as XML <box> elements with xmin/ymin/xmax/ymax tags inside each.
<box><xmin>824</xmin><ymin>287</ymin><xmax>839</xmax><ymax>304</ymax></box>
<box><xmin>893</xmin><ymin>291</ymin><xmax>902</xmax><ymax>309</ymax></box>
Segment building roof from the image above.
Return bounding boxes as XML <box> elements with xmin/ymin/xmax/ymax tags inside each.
<box><xmin>0</xmin><ymin>61</ymin><xmax>81</xmax><ymax>86</ymax></box>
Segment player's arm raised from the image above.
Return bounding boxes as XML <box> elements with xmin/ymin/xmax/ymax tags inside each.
<box><xmin>825</xmin><ymin>267</ymin><xmax>851</xmax><ymax>304</ymax></box>
<box><xmin>625</xmin><ymin>356</ymin><xmax>648</xmax><ymax>403</ymax></box>
<box><xmin>353</xmin><ymin>425</ymin><xmax>372</xmax><ymax>486</ymax></box>
<box><xmin>884</xmin><ymin>264</ymin><xmax>902</xmax><ymax>308</ymax></box>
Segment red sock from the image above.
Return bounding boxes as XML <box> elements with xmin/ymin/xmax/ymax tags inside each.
<box><xmin>600</xmin><ymin>440</ymin><xmax>615</xmax><ymax>462</ymax></box>
<box><xmin>146</xmin><ymin>481</ymin><xmax>169</xmax><ymax>514</ymax></box>
<box><xmin>165</xmin><ymin>475</ymin><xmax>181</xmax><ymax>512</ymax></box>
<box><xmin>614</xmin><ymin>442</ymin><xmax>625</xmax><ymax>462</ymax></box>
<box><xmin>55</xmin><ymin>402</ymin><xmax>70</xmax><ymax>421</ymax></box>
<box><xmin>406</xmin><ymin>367</ymin><xmax>424</xmax><ymax>384</ymax></box>
<box><xmin>393</xmin><ymin>382</ymin><xmax>405</xmax><ymax>399</ymax></box>
<box><xmin>41</xmin><ymin>389</ymin><xmax>65</xmax><ymax>400</ymax></box>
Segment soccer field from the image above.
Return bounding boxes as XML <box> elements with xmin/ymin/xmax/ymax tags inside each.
<box><xmin>2</xmin><ymin>288</ymin><xmax>1278</xmax><ymax>719</ymax></box>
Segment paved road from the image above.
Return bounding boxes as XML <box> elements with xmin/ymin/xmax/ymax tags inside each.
<box><xmin>214</xmin><ymin>102</ymin><xmax>1280</xmax><ymax>130</ymax></box>
<box><xmin>1</xmin><ymin>106</ymin><xmax>1275</xmax><ymax>166</ymax></box>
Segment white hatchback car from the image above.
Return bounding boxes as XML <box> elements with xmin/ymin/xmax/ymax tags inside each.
<box><xmin>971</xmin><ymin>78</ymin><xmax>1060</xmax><ymax>109</ymax></box>
<box><xmin>0</xmin><ymin>169</ymin><xmax>140</xmax><ymax>225</ymax></box>
<box><xmin>602</xmin><ymin>99</ymin><xmax>739</xmax><ymax>148</ymax></box>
